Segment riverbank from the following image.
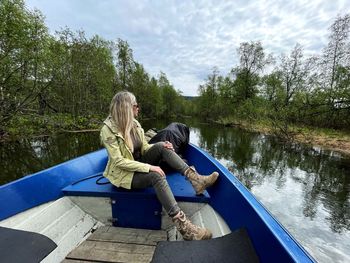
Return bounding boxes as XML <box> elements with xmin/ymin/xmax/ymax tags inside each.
<box><xmin>2</xmin><ymin>114</ymin><xmax>350</xmax><ymax>157</ymax></box>
<box><xmin>215</xmin><ymin>118</ymin><xmax>350</xmax><ymax>157</ymax></box>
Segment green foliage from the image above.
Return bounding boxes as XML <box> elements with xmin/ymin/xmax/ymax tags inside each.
<box><xmin>195</xmin><ymin>14</ymin><xmax>350</xmax><ymax>132</ymax></box>
<box><xmin>2</xmin><ymin>1</ymin><xmax>348</xmax><ymax>137</ymax></box>
<box><xmin>232</xmin><ymin>68</ymin><xmax>260</xmax><ymax>101</ymax></box>
<box><xmin>158</xmin><ymin>72</ymin><xmax>183</xmax><ymax>118</ymax></box>
<box><xmin>0</xmin><ymin>0</ymin><xmax>50</xmax><ymax>125</ymax></box>
<box><xmin>197</xmin><ymin>68</ymin><xmax>221</xmax><ymax>119</ymax></box>
<box><xmin>234</xmin><ymin>41</ymin><xmax>273</xmax><ymax>101</ymax></box>
<box><xmin>7</xmin><ymin>113</ymin><xmax>104</xmax><ymax>136</ymax></box>
<box><xmin>48</xmin><ymin>30</ymin><xmax>117</xmax><ymax>116</ymax></box>
<box><xmin>115</xmin><ymin>38</ymin><xmax>135</xmax><ymax>90</ymax></box>
<box><xmin>0</xmin><ymin>0</ymin><xmax>188</xmax><ymax>136</ymax></box>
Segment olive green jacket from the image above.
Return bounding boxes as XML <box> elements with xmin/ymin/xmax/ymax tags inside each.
<box><xmin>100</xmin><ymin>116</ymin><xmax>153</xmax><ymax>189</ymax></box>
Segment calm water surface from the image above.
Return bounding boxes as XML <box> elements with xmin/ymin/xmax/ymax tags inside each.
<box><xmin>1</xmin><ymin>118</ymin><xmax>349</xmax><ymax>262</ymax></box>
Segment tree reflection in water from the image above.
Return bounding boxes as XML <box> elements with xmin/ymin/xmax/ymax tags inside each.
<box><xmin>194</xmin><ymin>123</ymin><xmax>349</xmax><ymax>263</ymax></box>
<box><xmin>196</xmin><ymin>125</ymin><xmax>349</xmax><ymax>233</ymax></box>
<box><xmin>0</xmin><ymin>132</ymin><xmax>102</xmax><ymax>186</ymax></box>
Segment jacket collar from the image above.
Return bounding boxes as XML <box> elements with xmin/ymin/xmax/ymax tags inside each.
<box><xmin>103</xmin><ymin>116</ymin><xmax>141</xmax><ymax>139</ymax></box>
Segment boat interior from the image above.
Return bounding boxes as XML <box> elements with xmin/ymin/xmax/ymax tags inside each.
<box><xmin>0</xmin><ymin>144</ymin><xmax>314</xmax><ymax>262</ymax></box>
<box><xmin>1</xmin><ymin>170</ymin><xmax>259</xmax><ymax>262</ymax></box>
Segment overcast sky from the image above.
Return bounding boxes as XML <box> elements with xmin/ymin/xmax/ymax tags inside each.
<box><xmin>25</xmin><ymin>0</ymin><xmax>349</xmax><ymax>96</ymax></box>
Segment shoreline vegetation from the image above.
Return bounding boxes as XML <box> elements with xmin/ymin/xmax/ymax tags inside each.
<box><xmin>0</xmin><ymin>113</ymin><xmax>104</xmax><ymax>141</ymax></box>
<box><xmin>1</xmin><ymin>113</ymin><xmax>349</xmax><ymax>157</ymax></box>
<box><xmin>214</xmin><ymin>118</ymin><xmax>350</xmax><ymax>157</ymax></box>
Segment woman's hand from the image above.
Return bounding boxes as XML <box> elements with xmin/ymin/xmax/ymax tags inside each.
<box><xmin>164</xmin><ymin>141</ymin><xmax>174</xmax><ymax>151</ymax></box>
<box><xmin>150</xmin><ymin>165</ymin><xmax>165</xmax><ymax>177</ymax></box>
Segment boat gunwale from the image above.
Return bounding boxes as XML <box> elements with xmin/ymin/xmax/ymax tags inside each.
<box><xmin>0</xmin><ymin>148</ymin><xmax>108</xmax><ymax>221</ymax></box>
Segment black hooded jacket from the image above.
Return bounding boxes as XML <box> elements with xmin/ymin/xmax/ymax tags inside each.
<box><xmin>149</xmin><ymin>122</ymin><xmax>190</xmax><ymax>155</ymax></box>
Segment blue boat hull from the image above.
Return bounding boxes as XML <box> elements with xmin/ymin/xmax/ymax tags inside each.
<box><xmin>0</xmin><ymin>144</ymin><xmax>315</xmax><ymax>262</ymax></box>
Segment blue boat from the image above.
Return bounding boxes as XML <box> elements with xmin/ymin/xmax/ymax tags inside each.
<box><xmin>0</xmin><ymin>143</ymin><xmax>315</xmax><ymax>262</ymax></box>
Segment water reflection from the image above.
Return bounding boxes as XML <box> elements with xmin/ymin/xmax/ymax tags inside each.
<box><xmin>192</xmin><ymin>124</ymin><xmax>350</xmax><ymax>263</ymax></box>
<box><xmin>0</xmin><ymin>132</ymin><xmax>101</xmax><ymax>185</ymax></box>
<box><xmin>195</xmin><ymin>125</ymin><xmax>350</xmax><ymax>233</ymax></box>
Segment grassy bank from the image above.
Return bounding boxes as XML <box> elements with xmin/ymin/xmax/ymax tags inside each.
<box><xmin>214</xmin><ymin>117</ymin><xmax>350</xmax><ymax>157</ymax></box>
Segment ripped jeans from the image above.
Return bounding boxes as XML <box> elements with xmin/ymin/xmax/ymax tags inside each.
<box><xmin>131</xmin><ymin>142</ymin><xmax>189</xmax><ymax>217</ymax></box>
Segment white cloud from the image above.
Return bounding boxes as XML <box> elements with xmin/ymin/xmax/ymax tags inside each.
<box><xmin>25</xmin><ymin>0</ymin><xmax>350</xmax><ymax>96</ymax></box>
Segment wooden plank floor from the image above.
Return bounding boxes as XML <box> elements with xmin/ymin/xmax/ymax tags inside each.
<box><xmin>63</xmin><ymin>226</ymin><xmax>167</xmax><ymax>263</ymax></box>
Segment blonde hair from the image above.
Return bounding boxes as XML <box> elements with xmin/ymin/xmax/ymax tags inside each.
<box><xmin>110</xmin><ymin>91</ymin><xmax>138</xmax><ymax>151</ymax></box>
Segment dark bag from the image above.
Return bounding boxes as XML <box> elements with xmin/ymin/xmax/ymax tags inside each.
<box><xmin>149</xmin><ymin>122</ymin><xmax>190</xmax><ymax>156</ymax></box>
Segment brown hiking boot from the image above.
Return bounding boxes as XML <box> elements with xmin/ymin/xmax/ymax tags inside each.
<box><xmin>172</xmin><ymin>211</ymin><xmax>212</xmax><ymax>241</ymax></box>
<box><xmin>184</xmin><ymin>166</ymin><xmax>219</xmax><ymax>195</ymax></box>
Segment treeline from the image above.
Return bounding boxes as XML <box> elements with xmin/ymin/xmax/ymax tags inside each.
<box><xmin>197</xmin><ymin>14</ymin><xmax>350</xmax><ymax>132</ymax></box>
<box><xmin>2</xmin><ymin>0</ymin><xmax>349</xmax><ymax>138</ymax></box>
<box><xmin>0</xmin><ymin>0</ymin><xmax>189</xmax><ymax>136</ymax></box>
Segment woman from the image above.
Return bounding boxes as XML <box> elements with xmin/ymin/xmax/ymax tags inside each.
<box><xmin>100</xmin><ymin>91</ymin><xmax>219</xmax><ymax>240</ymax></box>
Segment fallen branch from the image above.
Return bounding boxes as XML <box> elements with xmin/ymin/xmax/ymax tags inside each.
<box><xmin>62</xmin><ymin>129</ymin><xmax>99</xmax><ymax>133</ymax></box>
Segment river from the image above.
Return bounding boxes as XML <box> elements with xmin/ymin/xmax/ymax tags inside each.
<box><xmin>1</xmin><ymin>118</ymin><xmax>349</xmax><ymax>262</ymax></box>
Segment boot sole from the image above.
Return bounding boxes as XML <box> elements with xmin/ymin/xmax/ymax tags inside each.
<box><xmin>184</xmin><ymin>230</ymin><xmax>212</xmax><ymax>241</ymax></box>
<box><xmin>197</xmin><ymin>230</ymin><xmax>212</xmax><ymax>240</ymax></box>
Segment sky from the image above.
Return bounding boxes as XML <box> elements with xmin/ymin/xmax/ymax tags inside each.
<box><xmin>25</xmin><ymin>0</ymin><xmax>350</xmax><ymax>96</ymax></box>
